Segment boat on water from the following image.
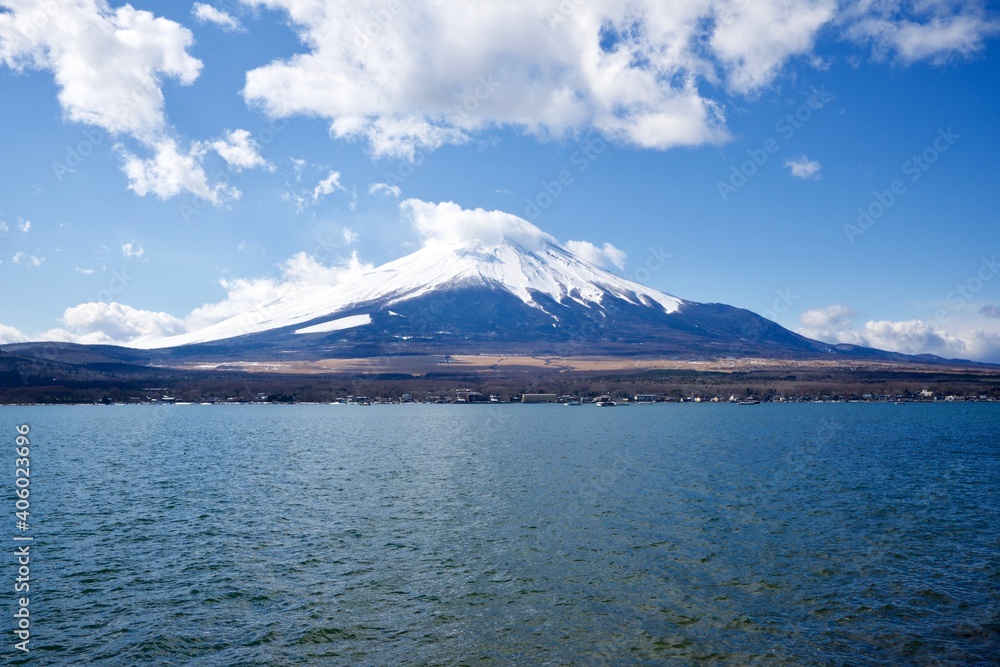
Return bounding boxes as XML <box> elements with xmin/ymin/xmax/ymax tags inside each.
<box><xmin>736</xmin><ymin>399</ymin><xmax>760</xmax><ymax>405</ymax></box>
<box><xmin>595</xmin><ymin>401</ymin><xmax>617</xmax><ymax>407</ymax></box>
<box><xmin>564</xmin><ymin>400</ymin><xmax>582</xmax><ymax>406</ymax></box>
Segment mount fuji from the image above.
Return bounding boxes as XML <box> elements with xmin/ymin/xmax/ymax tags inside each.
<box><xmin>126</xmin><ymin>230</ymin><xmax>919</xmax><ymax>364</ymax></box>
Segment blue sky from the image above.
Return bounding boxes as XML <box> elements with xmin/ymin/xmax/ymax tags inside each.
<box><xmin>1</xmin><ymin>0</ymin><xmax>999</xmax><ymax>361</ymax></box>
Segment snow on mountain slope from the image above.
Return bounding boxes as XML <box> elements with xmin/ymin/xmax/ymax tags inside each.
<box><xmin>130</xmin><ymin>237</ymin><xmax>684</xmax><ymax>349</ymax></box>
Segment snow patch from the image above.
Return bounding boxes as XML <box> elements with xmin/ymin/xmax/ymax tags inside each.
<box><xmin>295</xmin><ymin>313</ymin><xmax>372</xmax><ymax>334</ymax></box>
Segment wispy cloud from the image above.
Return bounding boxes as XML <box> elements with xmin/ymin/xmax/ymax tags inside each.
<box><xmin>312</xmin><ymin>171</ymin><xmax>345</xmax><ymax>202</ymax></box>
<box><xmin>368</xmin><ymin>182</ymin><xmax>401</xmax><ymax>198</ymax></box>
<box><xmin>565</xmin><ymin>240</ymin><xmax>627</xmax><ymax>270</ymax></box>
<box><xmin>12</xmin><ymin>251</ymin><xmax>43</xmax><ymax>267</ymax></box>
<box><xmin>192</xmin><ymin>3</ymin><xmax>243</xmax><ymax>32</ymax></box>
<box><xmin>121</xmin><ymin>241</ymin><xmax>144</xmax><ymax>259</ymax></box>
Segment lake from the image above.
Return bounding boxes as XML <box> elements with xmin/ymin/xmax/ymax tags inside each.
<box><xmin>4</xmin><ymin>403</ymin><xmax>998</xmax><ymax>665</ymax></box>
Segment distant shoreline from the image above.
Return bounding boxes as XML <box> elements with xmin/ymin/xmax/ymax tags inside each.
<box><xmin>2</xmin><ymin>358</ymin><xmax>998</xmax><ymax>405</ymax></box>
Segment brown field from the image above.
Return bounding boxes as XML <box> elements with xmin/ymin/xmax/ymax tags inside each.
<box><xmin>167</xmin><ymin>354</ymin><xmax>992</xmax><ymax>377</ymax></box>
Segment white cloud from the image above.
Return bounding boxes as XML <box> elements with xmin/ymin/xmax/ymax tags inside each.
<box><xmin>209</xmin><ymin>129</ymin><xmax>269</xmax><ymax>172</ymax></box>
<box><xmin>403</xmin><ymin>199</ymin><xmax>556</xmax><ymax>251</ymax></box>
<box><xmin>784</xmin><ymin>155</ymin><xmax>822</xmax><ymax>180</ymax></box>
<box><xmin>18</xmin><ymin>218</ymin><xmax>30</xmax><ymax>233</ymax></box>
<box><xmin>711</xmin><ymin>0</ymin><xmax>837</xmax><ymax>94</ymax></box>
<box><xmin>239</xmin><ymin>1</ymin><xmax>991</xmax><ymax>158</ymax></box>
<box><xmin>368</xmin><ymin>182</ymin><xmax>401</xmax><ymax>198</ymax></box>
<box><xmin>119</xmin><ymin>138</ymin><xmax>238</xmax><ymax>204</ymax></box>
<box><xmin>0</xmin><ymin>1</ymin><xmax>201</xmax><ymax>139</ymax></box>
<box><xmin>75</xmin><ymin>267</ymin><xmax>95</xmax><ymax>275</ymax></box>
<box><xmin>312</xmin><ymin>171</ymin><xmax>345</xmax><ymax>202</ymax></box>
<box><xmin>342</xmin><ymin>227</ymin><xmax>359</xmax><ymax>244</ymax></box>
<box><xmin>192</xmin><ymin>3</ymin><xmax>243</xmax><ymax>31</ymax></box>
<box><xmin>121</xmin><ymin>241</ymin><xmax>144</xmax><ymax>258</ymax></box>
<box><xmin>0</xmin><ymin>220</ymin><xmax>7</xmax><ymax>235</ymax></box>
<box><xmin>846</xmin><ymin>3</ymin><xmax>1000</xmax><ymax>64</ymax></box>
<box><xmin>565</xmin><ymin>240</ymin><xmax>627</xmax><ymax>270</ymax></box>
<box><xmin>12</xmin><ymin>251</ymin><xmax>42</xmax><ymax>267</ymax></box>
<box><xmin>402</xmin><ymin>199</ymin><xmax>636</xmax><ymax>275</ymax></box>
<box><xmin>40</xmin><ymin>249</ymin><xmax>376</xmax><ymax>345</ymax></box>
<box><xmin>797</xmin><ymin>304</ymin><xmax>1000</xmax><ymax>362</ymax></box>
<box><xmin>0</xmin><ymin>323</ymin><xmax>29</xmax><ymax>344</ymax></box>
<box><xmin>180</xmin><ymin>250</ymin><xmax>374</xmax><ymax>331</ymax></box>
<box><xmin>57</xmin><ymin>302</ymin><xmax>186</xmax><ymax>341</ymax></box>
<box><xmin>0</xmin><ymin>1</ymin><xmax>237</xmax><ymax>203</ymax></box>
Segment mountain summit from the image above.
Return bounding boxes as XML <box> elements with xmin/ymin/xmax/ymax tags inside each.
<box><xmin>130</xmin><ymin>229</ymin><xmax>914</xmax><ymax>363</ymax></box>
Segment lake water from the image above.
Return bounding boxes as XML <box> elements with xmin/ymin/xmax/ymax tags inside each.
<box><xmin>4</xmin><ymin>403</ymin><xmax>999</xmax><ymax>665</ymax></box>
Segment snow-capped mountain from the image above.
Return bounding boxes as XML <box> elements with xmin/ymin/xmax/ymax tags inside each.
<box><xmin>132</xmin><ymin>237</ymin><xmax>684</xmax><ymax>349</ymax></box>
<box><xmin>129</xmin><ymin>233</ymin><xmax>903</xmax><ymax>362</ymax></box>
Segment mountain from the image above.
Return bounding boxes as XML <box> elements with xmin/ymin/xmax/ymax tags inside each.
<box><xmin>124</xmin><ymin>235</ymin><xmax>934</xmax><ymax>363</ymax></box>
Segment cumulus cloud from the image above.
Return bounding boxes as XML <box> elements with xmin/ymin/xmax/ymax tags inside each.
<box><xmin>58</xmin><ymin>302</ymin><xmax>186</xmax><ymax>342</ymax></box>
<box><xmin>238</xmin><ymin>1</ymin><xmax>993</xmax><ymax>159</ymax></box>
<box><xmin>312</xmin><ymin>171</ymin><xmax>345</xmax><ymax>202</ymax></box>
<box><xmin>0</xmin><ymin>1</ymin><xmax>201</xmax><ymax>138</ymax></box>
<box><xmin>18</xmin><ymin>218</ymin><xmax>30</xmax><ymax>233</ymax></box>
<box><xmin>784</xmin><ymin>155</ymin><xmax>822</xmax><ymax>180</ymax></box>
<box><xmin>4</xmin><ymin>0</ymin><xmax>994</xmax><ymax>196</ymax></box>
<box><xmin>171</xmin><ymin>250</ymin><xmax>374</xmax><ymax>332</ymax></box>
<box><xmin>710</xmin><ymin>0</ymin><xmax>837</xmax><ymax>93</ymax></box>
<box><xmin>565</xmin><ymin>240</ymin><xmax>627</xmax><ymax>270</ymax></box>
<box><xmin>0</xmin><ymin>322</ymin><xmax>29</xmax><ymax>344</ymax></box>
<box><xmin>0</xmin><ymin>1</ymin><xmax>239</xmax><ymax>202</ymax></box>
<box><xmin>209</xmin><ymin>129</ymin><xmax>269</xmax><ymax>172</ymax></box>
<box><xmin>192</xmin><ymin>3</ymin><xmax>243</xmax><ymax>31</ymax></box>
<box><xmin>797</xmin><ymin>304</ymin><xmax>1000</xmax><ymax>362</ymax></box>
<box><xmin>342</xmin><ymin>228</ymin><xmax>359</xmax><ymax>244</ymax></box>
<box><xmin>402</xmin><ymin>199</ymin><xmax>629</xmax><ymax>272</ymax></box>
<box><xmin>368</xmin><ymin>182</ymin><xmax>401</xmax><ymax>198</ymax></box>
<box><xmin>403</xmin><ymin>199</ymin><xmax>556</xmax><ymax>250</ymax></box>
<box><xmin>119</xmin><ymin>138</ymin><xmax>238</xmax><ymax>204</ymax></box>
<box><xmin>41</xmin><ymin>249</ymin><xmax>375</xmax><ymax>345</ymax></box>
